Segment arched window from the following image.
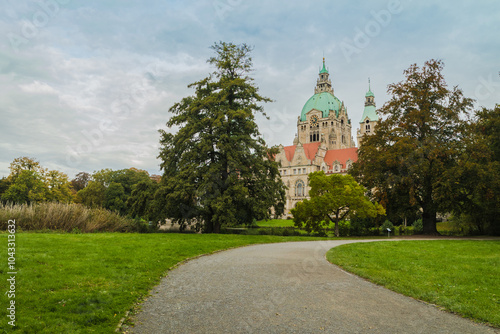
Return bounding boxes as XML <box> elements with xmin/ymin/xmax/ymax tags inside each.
<box><xmin>310</xmin><ymin>129</ymin><xmax>320</xmax><ymax>142</ymax></box>
<box><xmin>295</xmin><ymin>180</ymin><xmax>305</xmax><ymax>197</ymax></box>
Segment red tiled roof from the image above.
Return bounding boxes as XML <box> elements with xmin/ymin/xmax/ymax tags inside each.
<box><xmin>283</xmin><ymin>142</ymin><xmax>321</xmax><ymax>162</ymax></box>
<box><xmin>324</xmin><ymin>147</ymin><xmax>358</xmax><ymax>169</ymax></box>
<box><xmin>283</xmin><ymin>145</ymin><xmax>296</xmax><ymax>162</ymax></box>
<box><xmin>302</xmin><ymin>142</ymin><xmax>321</xmax><ymax>161</ymax></box>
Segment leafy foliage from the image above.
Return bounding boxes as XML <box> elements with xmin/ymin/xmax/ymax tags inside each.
<box><xmin>75</xmin><ymin>168</ymin><xmax>152</xmax><ymax>217</ymax></box>
<box><xmin>292</xmin><ymin>172</ymin><xmax>384</xmax><ymax>237</ymax></box>
<box><xmin>447</xmin><ymin>105</ymin><xmax>500</xmax><ymax>235</ymax></box>
<box><xmin>351</xmin><ymin>59</ymin><xmax>474</xmax><ymax>234</ymax></box>
<box><xmin>153</xmin><ymin>42</ymin><xmax>286</xmax><ymax>233</ymax></box>
<box><xmin>1</xmin><ymin>157</ymin><xmax>74</xmax><ymax>204</ymax></box>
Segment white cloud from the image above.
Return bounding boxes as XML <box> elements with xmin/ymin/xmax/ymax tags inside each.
<box><xmin>19</xmin><ymin>80</ymin><xmax>58</xmax><ymax>94</ymax></box>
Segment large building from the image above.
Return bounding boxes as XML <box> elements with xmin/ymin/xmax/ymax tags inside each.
<box><xmin>275</xmin><ymin>59</ymin><xmax>379</xmax><ymax>216</ymax></box>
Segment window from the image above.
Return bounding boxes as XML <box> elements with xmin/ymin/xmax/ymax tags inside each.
<box><xmin>283</xmin><ymin>170</ymin><xmax>287</xmax><ymax>175</ymax></box>
<box><xmin>293</xmin><ymin>169</ymin><xmax>297</xmax><ymax>175</ymax></box>
<box><xmin>302</xmin><ymin>168</ymin><xmax>306</xmax><ymax>174</ymax></box>
<box><xmin>295</xmin><ymin>180</ymin><xmax>305</xmax><ymax>197</ymax></box>
<box><xmin>310</xmin><ymin>129</ymin><xmax>320</xmax><ymax>142</ymax></box>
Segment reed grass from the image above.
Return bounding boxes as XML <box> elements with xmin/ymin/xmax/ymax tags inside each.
<box><xmin>0</xmin><ymin>202</ymin><xmax>132</xmax><ymax>232</ymax></box>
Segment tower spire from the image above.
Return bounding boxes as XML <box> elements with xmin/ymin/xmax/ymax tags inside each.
<box><xmin>315</xmin><ymin>58</ymin><xmax>333</xmax><ymax>94</ymax></box>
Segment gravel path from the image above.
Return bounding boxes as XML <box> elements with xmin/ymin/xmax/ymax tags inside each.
<box><xmin>129</xmin><ymin>240</ymin><xmax>498</xmax><ymax>333</ymax></box>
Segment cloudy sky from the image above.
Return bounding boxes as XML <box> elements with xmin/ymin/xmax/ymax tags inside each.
<box><xmin>1</xmin><ymin>0</ymin><xmax>499</xmax><ymax>179</ymax></box>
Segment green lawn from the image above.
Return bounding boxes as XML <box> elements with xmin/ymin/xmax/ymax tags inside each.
<box><xmin>327</xmin><ymin>240</ymin><xmax>500</xmax><ymax>328</ymax></box>
<box><xmin>256</xmin><ymin>219</ymin><xmax>295</xmax><ymax>227</ymax></box>
<box><xmin>0</xmin><ymin>233</ymin><xmax>318</xmax><ymax>333</ymax></box>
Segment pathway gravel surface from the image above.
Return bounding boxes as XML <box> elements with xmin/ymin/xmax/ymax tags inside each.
<box><xmin>130</xmin><ymin>239</ymin><xmax>498</xmax><ymax>333</ymax></box>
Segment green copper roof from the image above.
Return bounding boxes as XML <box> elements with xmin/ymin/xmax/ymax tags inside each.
<box><xmin>366</xmin><ymin>79</ymin><xmax>374</xmax><ymax>97</ymax></box>
<box><xmin>300</xmin><ymin>92</ymin><xmax>341</xmax><ymax>121</ymax></box>
<box><xmin>360</xmin><ymin>105</ymin><xmax>378</xmax><ymax>123</ymax></box>
<box><xmin>319</xmin><ymin>58</ymin><xmax>328</xmax><ymax>74</ymax></box>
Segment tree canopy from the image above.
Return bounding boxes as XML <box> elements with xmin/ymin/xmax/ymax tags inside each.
<box><xmin>153</xmin><ymin>42</ymin><xmax>286</xmax><ymax>233</ymax></box>
<box><xmin>351</xmin><ymin>59</ymin><xmax>474</xmax><ymax>234</ymax></box>
<box><xmin>1</xmin><ymin>157</ymin><xmax>73</xmax><ymax>204</ymax></box>
<box><xmin>292</xmin><ymin>172</ymin><xmax>384</xmax><ymax>237</ymax></box>
<box><xmin>447</xmin><ymin>105</ymin><xmax>500</xmax><ymax>234</ymax></box>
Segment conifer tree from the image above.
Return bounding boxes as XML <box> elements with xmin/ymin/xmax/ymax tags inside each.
<box><xmin>154</xmin><ymin>42</ymin><xmax>285</xmax><ymax>233</ymax></box>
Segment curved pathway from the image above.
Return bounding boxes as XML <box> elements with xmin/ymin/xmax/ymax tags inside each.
<box><xmin>130</xmin><ymin>240</ymin><xmax>498</xmax><ymax>333</ymax></box>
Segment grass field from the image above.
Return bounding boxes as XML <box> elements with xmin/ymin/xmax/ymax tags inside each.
<box><xmin>327</xmin><ymin>240</ymin><xmax>500</xmax><ymax>328</ymax></box>
<box><xmin>0</xmin><ymin>233</ymin><xmax>319</xmax><ymax>333</ymax></box>
<box><xmin>256</xmin><ymin>219</ymin><xmax>295</xmax><ymax>227</ymax></box>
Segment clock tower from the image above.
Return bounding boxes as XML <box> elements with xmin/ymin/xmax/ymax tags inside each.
<box><xmin>296</xmin><ymin>59</ymin><xmax>355</xmax><ymax>150</ymax></box>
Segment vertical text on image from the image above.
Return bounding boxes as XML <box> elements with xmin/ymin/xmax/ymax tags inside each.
<box><xmin>6</xmin><ymin>219</ymin><xmax>16</xmax><ymax>327</ymax></box>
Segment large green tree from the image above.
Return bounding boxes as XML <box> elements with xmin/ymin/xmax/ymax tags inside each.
<box><xmin>448</xmin><ymin>105</ymin><xmax>500</xmax><ymax>234</ymax></box>
<box><xmin>351</xmin><ymin>59</ymin><xmax>474</xmax><ymax>234</ymax></box>
<box><xmin>45</xmin><ymin>170</ymin><xmax>74</xmax><ymax>203</ymax></box>
<box><xmin>76</xmin><ymin>168</ymin><xmax>151</xmax><ymax>215</ymax></box>
<box><xmin>1</xmin><ymin>170</ymin><xmax>48</xmax><ymax>204</ymax></box>
<box><xmin>292</xmin><ymin>172</ymin><xmax>384</xmax><ymax>237</ymax></box>
<box><xmin>154</xmin><ymin>42</ymin><xmax>285</xmax><ymax>233</ymax></box>
<box><xmin>126</xmin><ymin>179</ymin><xmax>158</xmax><ymax>220</ymax></box>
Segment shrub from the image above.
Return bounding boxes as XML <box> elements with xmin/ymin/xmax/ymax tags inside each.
<box><xmin>349</xmin><ymin>216</ymin><xmax>376</xmax><ymax>236</ymax></box>
<box><xmin>369</xmin><ymin>227</ymin><xmax>380</xmax><ymax>236</ymax></box>
<box><xmin>338</xmin><ymin>220</ymin><xmax>351</xmax><ymax>237</ymax></box>
<box><xmin>412</xmin><ymin>219</ymin><xmax>423</xmax><ymax>233</ymax></box>
<box><xmin>380</xmin><ymin>220</ymin><xmax>394</xmax><ymax>233</ymax></box>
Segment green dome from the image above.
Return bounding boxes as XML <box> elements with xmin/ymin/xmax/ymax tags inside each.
<box><xmin>300</xmin><ymin>92</ymin><xmax>341</xmax><ymax>121</ymax></box>
<box><xmin>366</xmin><ymin>88</ymin><xmax>374</xmax><ymax>97</ymax></box>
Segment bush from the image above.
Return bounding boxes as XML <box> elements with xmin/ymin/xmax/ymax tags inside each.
<box><xmin>338</xmin><ymin>220</ymin><xmax>351</xmax><ymax>237</ymax></box>
<box><xmin>405</xmin><ymin>226</ymin><xmax>415</xmax><ymax>235</ymax></box>
<box><xmin>412</xmin><ymin>219</ymin><xmax>423</xmax><ymax>233</ymax></box>
<box><xmin>349</xmin><ymin>216</ymin><xmax>376</xmax><ymax>236</ymax></box>
<box><xmin>380</xmin><ymin>220</ymin><xmax>394</xmax><ymax>232</ymax></box>
<box><xmin>368</xmin><ymin>227</ymin><xmax>380</xmax><ymax>236</ymax></box>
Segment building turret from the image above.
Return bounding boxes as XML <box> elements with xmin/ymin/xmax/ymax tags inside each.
<box><xmin>314</xmin><ymin>58</ymin><xmax>334</xmax><ymax>95</ymax></box>
<box><xmin>357</xmin><ymin>79</ymin><xmax>379</xmax><ymax>146</ymax></box>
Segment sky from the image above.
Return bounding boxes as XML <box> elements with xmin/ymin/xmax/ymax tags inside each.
<box><xmin>1</xmin><ymin>0</ymin><xmax>499</xmax><ymax>179</ymax></box>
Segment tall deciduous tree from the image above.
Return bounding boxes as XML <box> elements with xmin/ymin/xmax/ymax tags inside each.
<box><xmin>2</xmin><ymin>157</ymin><xmax>49</xmax><ymax>204</ymax></box>
<box><xmin>154</xmin><ymin>42</ymin><xmax>286</xmax><ymax>233</ymax></box>
<box><xmin>448</xmin><ymin>105</ymin><xmax>500</xmax><ymax>234</ymax></box>
<box><xmin>292</xmin><ymin>172</ymin><xmax>384</xmax><ymax>237</ymax></box>
<box><xmin>1</xmin><ymin>170</ymin><xmax>48</xmax><ymax>204</ymax></box>
<box><xmin>71</xmin><ymin>172</ymin><xmax>91</xmax><ymax>192</ymax></box>
<box><xmin>45</xmin><ymin>170</ymin><xmax>74</xmax><ymax>203</ymax></box>
<box><xmin>351</xmin><ymin>59</ymin><xmax>473</xmax><ymax>234</ymax></box>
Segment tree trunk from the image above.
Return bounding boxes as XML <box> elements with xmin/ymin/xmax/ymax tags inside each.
<box><xmin>213</xmin><ymin>221</ymin><xmax>221</xmax><ymax>234</ymax></box>
<box><xmin>421</xmin><ymin>174</ymin><xmax>440</xmax><ymax>235</ymax></box>
<box><xmin>422</xmin><ymin>206</ymin><xmax>439</xmax><ymax>235</ymax></box>
<box><xmin>334</xmin><ymin>219</ymin><xmax>339</xmax><ymax>237</ymax></box>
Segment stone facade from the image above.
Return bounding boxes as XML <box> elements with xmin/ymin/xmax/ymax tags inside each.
<box><xmin>275</xmin><ymin>60</ymin><xmax>378</xmax><ymax>217</ymax></box>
